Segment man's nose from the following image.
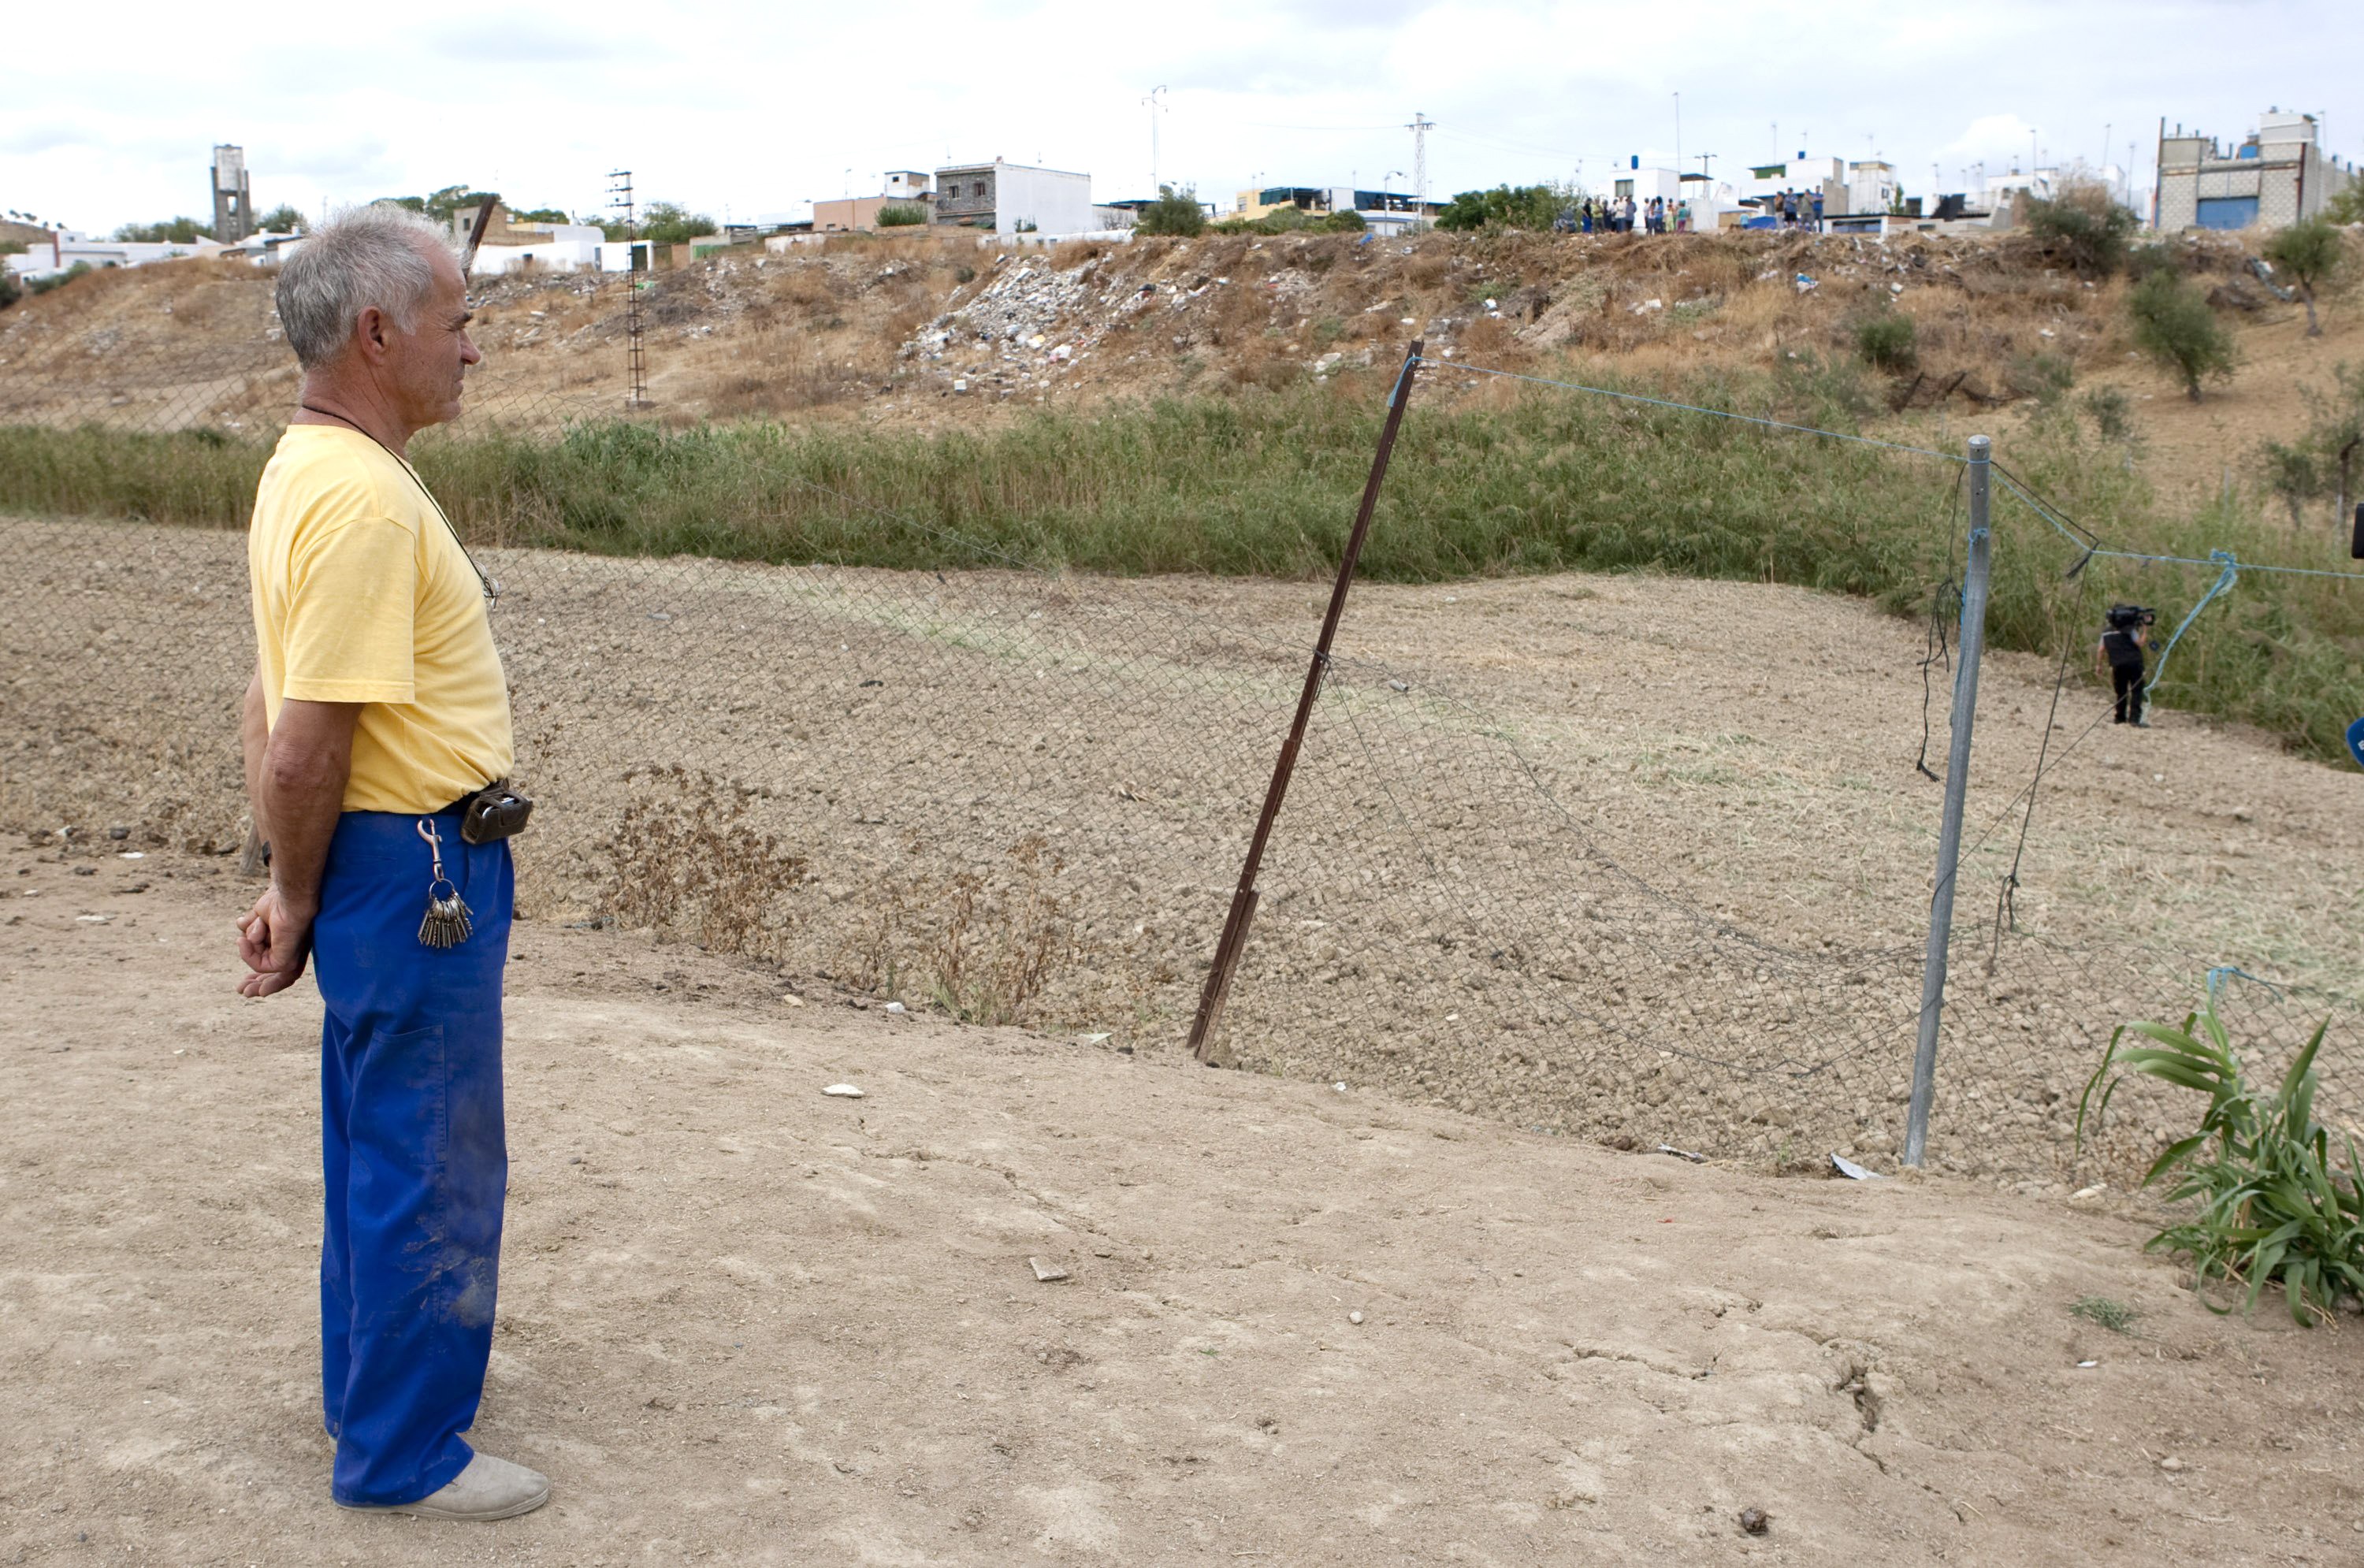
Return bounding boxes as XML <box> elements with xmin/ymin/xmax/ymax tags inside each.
<box><xmin>459</xmin><ymin>333</ymin><xmax>482</xmax><ymax>366</ymax></box>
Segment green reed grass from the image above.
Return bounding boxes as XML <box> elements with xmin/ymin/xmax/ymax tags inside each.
<box><xmin>3</xmin><ymin>367</ymin><xmax>2357</xmax><ymax>760</ymax></box>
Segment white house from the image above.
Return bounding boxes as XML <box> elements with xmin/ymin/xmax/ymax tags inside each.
<box><xmin>932</xmin><ymin>160</ymin><xmax>1097</xmax><ymax>237</ymax></box>
<box><xmin>7</xmin><ymin>229</ymin><xmax>225</xmax><ymax>278</ymax></box>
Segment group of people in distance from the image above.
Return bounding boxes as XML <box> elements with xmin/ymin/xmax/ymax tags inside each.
<box><xmin>1560</xmin><ymin>185</ymin><xmax>1828</xmax><ymax>236</ymax></box>
<box><xmin>1567</xmin><ymin>195</ymin><xmax>1695</xmax><ymax>234</ymax></box>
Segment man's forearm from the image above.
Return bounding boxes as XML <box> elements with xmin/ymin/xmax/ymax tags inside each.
<box><xmin>241</xmin><ymin>674</ymin><xmax>271</xmax><ymax>845</ymax></box>
<box><xmin>262</xmin><ymin>742</ymin><xmax>349</xmax><ymax>915</ymax></box>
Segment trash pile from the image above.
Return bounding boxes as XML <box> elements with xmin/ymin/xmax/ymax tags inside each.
<box><xmin>903</xmin><ymin>252</ymin><xmax>1124</xmax><ymax>398</ymax></box>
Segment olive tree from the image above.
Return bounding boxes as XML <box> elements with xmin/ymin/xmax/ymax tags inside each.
<box><xmin>2263</xmin><ymin>217</ymin><xmax>2345</xmax><ymax>337</ymax></box>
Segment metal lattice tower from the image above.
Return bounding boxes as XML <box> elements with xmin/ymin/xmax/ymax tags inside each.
<box><xmin>608</xmin><ymin>169</ymin><xmax>649</xmax><ymax>410</ymax></box>
<box><xmin>1405</xmin><ymin>113</ymin><xmax>1433</xmax><ymax>226</ymax></box>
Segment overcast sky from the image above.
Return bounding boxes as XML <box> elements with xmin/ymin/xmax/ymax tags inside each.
<box><xmin>5</xmin><ymin>0</ymin><xmax>2356</xmax><ymax>233</ymax></box>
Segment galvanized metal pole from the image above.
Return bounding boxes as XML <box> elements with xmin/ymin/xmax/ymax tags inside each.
<box><xmin>1904</xmin><ymin>434</ymin><xmax>1993</xmax><ymax>1168</ymax></box>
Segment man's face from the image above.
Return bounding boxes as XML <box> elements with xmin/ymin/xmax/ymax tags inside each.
<box><xmin>377</xmin><ymin>245</ymin><xmax>481</xmax><ymax>430</ymax></box>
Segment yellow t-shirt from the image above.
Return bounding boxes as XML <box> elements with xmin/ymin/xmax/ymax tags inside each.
<box><xmin>248</xmin><ymin>424</ymin><xmax>514</xmax><ymax>815</ymax></box>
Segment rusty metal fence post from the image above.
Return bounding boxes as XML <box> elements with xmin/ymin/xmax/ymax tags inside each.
<box><xmin>1186</xmin><ymin>340</ymin><xmax>1425</xmax><ymax>1064</ymax></box>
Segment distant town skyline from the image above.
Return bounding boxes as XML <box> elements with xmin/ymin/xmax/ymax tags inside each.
<box><xmin>4</xmin><ymin>0</ymin><xmax>2354</xmax><ymax>233</ymax></box>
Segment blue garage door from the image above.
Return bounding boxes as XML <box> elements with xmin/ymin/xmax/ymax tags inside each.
<box><xmin>2195</xmin><ymin>195</ymin><xmax>2258</xmax><ymax>229</ymax></box>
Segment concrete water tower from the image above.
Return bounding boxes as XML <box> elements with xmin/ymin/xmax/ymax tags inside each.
<box><xmin>210</xmin><ymin>144</ymin><xmax>252</xmax><ymax>241</ymax></box>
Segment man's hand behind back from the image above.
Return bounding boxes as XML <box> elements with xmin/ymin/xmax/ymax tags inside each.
<box><xmin>237</xmin><ymin>886</ymin><xmax>317</xmax><ymax>997</ymax></box>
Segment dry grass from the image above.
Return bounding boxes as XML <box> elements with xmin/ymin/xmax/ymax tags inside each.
<box><xmin>834</xmin><ymin>831</ymin><xmax>1087</xmax><ymax>1026</ymax></box>
<box><xmin>603</xmin><ymin>767</ymin><xmax>811</xmax><ymax>958</ymax></box>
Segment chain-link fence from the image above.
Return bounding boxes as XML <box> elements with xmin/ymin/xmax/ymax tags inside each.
<box><xmin>2</xmin><ymin>266</ymin><xmax>2349</xmax><ymax>1189</ymax></box>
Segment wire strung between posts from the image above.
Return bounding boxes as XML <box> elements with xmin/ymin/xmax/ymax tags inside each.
<box><xmin>1425</xmin><ymin>359</ymin><xmax>1971</xmax><ymax>464</ymax></box>
<box><xmin>1987</xmin><ymin>568</ymin><xmax>2092</xmax><ymax>973</ymax></box>
<box><xmin>1994</xmin><ymin>473</ymin><xmax>2364</xmax><ymax>584</ymax></box>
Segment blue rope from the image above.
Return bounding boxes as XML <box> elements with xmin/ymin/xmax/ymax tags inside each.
<box><xmin>1425</xmin><ymin>358</ymin><xmax>1969</xmax><ymax>463</ymax></box>
<box><xmin>2145</xmin><ymin>550</ymin><xmax>2239</xmax><ymax>694</ymax></box>
<box><xmin>2207</xmin><ymin>965</ymin><xmax>2284</xmax><ymax>1005</ymax></box>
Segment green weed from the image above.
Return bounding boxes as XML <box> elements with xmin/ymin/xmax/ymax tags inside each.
<box><xmin>2068</xmin><ymin>1295</ymin><xmax>2138</xmax><ymax>1333</ymax></box>
<box><xmin>2076</xmin><ymin>991</ymin><xmax>2363</xmax><ymax>1325</ymax></box>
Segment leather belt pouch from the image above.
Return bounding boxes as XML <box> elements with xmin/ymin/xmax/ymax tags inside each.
<box><xmin>458</xmin><ymin>781</ymin><xmax>533</xmax><ymax>845</ymax></box>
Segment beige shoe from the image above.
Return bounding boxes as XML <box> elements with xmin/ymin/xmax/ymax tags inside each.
<box><xmin>348</xmin><ymin>1451</ymin><xmax>551</xmax><ymax>1521</ymax></box>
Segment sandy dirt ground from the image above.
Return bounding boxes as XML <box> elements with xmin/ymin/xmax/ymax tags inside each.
<box><xmin>6</xmin><ymin>852</ymin><xmax>2364</xmax><ymax>1566</ymax></box>
<box><xmin>6</xmin><ymin>515</ymin><xmax>2359</xmax><ymax>1190</ymax></box>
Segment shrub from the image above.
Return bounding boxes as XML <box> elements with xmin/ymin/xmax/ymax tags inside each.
<box><xmin>1134</xmin><ymin>184</ymin><xmax>1206</xmax><ymax>238</ymax></box>
<box><xmin>2009</xmin><ymin>349</ymin><xmax>2075</xmax><ymax>404</ymax></box>
<box><xmin>0</xmin><ymin>268</ymin><xmax>17</xmax><ymax>309</ymax></box>
<box><xmin>1321</xmin><ymin>208</ymin><xmax>1367</xmax><ymax>232</ymax></box>
<box><xmin>2076</xmin><ymin>989</ymin><xmax>2361</xmax><ymax>1325</ymax></box>
<box><xmin>2124</xmin><ymin>242</ymin><xmax>2180</xmax><ymax>283</ymax></box>
<box><xmin>2128</xmin><ymin>270</ymin><xmax>2236</xmax><ymax>401</ymax></box>
<box><xmin>2261</xmin><ymin>440</ymin><xmax>2322</xmax><ymax>528</ymax></box>
<box><xmin>1851</xmin><ymin>307</ymin><xmax>1917</xmax><ymax>371</ymax></box>
<box><xmin>2081</xmin><ymin>385</ymin><xmax>2135</xmax><ymax>444</ymax></box>
<box><xmin>875</xmin><ymin>203</ymin><xmax>927</xmax><ymax>228</ymax></box>
<box><xmin>25</xmin><ymin>261</ymin><xmax>93</xmax><ymax>295</ymax></box>
<box><xmin>110</xmin><ymin>217</ymin><xmax>214</xmax><ymax>244</ymax></box>
<box><xmin>2262</xmin><ymin>217</ymin><xmax>2344</xmax><ymax>336</ymax></box>
<box><xmin>638</xmin><ymin>202</ymin><xmax>716</xmax><ymax>245</ymax></box>
<box><xmin>2019</xmin><ymin>180</ymin><xmax>2139</xmax><ymax>276</ymax></box>
<box><xmin>1437</xmin><ymin>184</ymin><xmax>1563</xmax><ymax>233</ymax></box>
<box><xmin>2251</xmin><ymin>362</ymin><xmax>2364</xmax><ymax>527</ymax></box>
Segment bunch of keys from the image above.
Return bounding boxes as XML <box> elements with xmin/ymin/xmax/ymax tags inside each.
<box><xmin>416</xmin><ymin>818</ymin><xmax>474</xmax><ymax>949</ymax></box>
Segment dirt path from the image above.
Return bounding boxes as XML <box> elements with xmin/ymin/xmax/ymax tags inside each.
<box><xmin>6</xmin><ymin>851</ymin><xmax>2361</xmax><ymax>1565</ymax></box>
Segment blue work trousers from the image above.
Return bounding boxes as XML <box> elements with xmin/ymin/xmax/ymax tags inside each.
<box><xmin>313</xmin><ymin>808</ymin><xmax>513</xmax><ymax>1507</ymax></box>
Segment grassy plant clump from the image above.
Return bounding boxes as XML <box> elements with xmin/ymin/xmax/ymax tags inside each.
<box><xmin>1852</xmin><ymin>308</ymin><xmax>1917</xmax><ymax>372</ymax></box>
<box><xmin>2068</xmin><ymin>1295</ymin><xmax>2138</xmax><ymax>1333</ymax></box>
<box><xmin>2076</xmin><ymin>991</ymin><xmax>2362</xmax><ymax>1325</ymax></box>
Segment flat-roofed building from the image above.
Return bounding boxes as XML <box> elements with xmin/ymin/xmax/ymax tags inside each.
<box><xmin>2157</xmin><ymin>110</ymin><xmax>2356</xmax><ymax>231</ymax></box>
<box><xmin>933</xmin><ymin>160</ymin><xmax>1095</xmax><ymax>236</ymax></box>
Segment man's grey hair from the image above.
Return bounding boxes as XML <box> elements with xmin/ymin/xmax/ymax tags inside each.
<box><xmin>275</xmin><ymin>203</ymin><xmax>457</xmax><ymax>370</ymax></box>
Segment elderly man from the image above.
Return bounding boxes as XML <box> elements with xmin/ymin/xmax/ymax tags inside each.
<box><xmin>238</xmin><ymin>203</ymin><xmax>547</xmax><ymax>1521</ymax></box>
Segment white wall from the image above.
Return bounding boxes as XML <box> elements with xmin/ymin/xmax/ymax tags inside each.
<box><xmin>470</xmin><ymin>239</ymin><xmax>605</xmax><ymax>275</ymax></box>
<box><xmin>993</xmin><ymin>164</ymin><xmax>1095</xmax><ymax>237</ymax></box>
<box><xmin>1593</xmin><ymin>166</ymin><xmax>1686</xmax><ymax>203</ymax></box>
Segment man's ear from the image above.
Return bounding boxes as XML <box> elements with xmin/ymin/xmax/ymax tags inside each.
<box><xmin>354</xmin><ymin>304</ymin><xmax>390</xmax><ymax>362</ymax></box>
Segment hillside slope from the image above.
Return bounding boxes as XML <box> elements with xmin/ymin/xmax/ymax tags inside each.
<box><xmin>4</xmin><ymin>226</ymin><xmax>2356</xmax><ymax>511</ymax></box>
